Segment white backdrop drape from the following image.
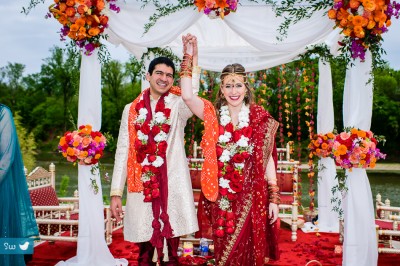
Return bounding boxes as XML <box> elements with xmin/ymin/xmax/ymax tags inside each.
<box><xmin>342</xmin><ymin>51</ymin><xmax>378</xmax><ymax>266</ymax></box>
<box><xmin>56</xmin><ymin>52</ymin><xmax>127</xmax><ymax>266</ymax></box>
<box><xmin>316</xmin><ymin>58</ymin><xmax>340</xmax><ymax>233</ymax></box>
<box><xmin>68</xmin><ymin>1</ymin><xmax>376</xmax><ymax>265</ymax></box>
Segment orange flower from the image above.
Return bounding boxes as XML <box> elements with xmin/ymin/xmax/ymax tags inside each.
<box><xmin>357</xmin><ymin>130</ymin><xmax>366</xmax><ymax>138</ymax></box>
<box><xmin>215</xmin><ymin>0</ymin><xmax>229</xmax><ymax>9</ymax></box>
<box><xmin>375</xmin><ymin>0</ymin><xmax>385</xmax><ymax>9</ymax></box>
<box><xmin>68</xmin><ymin>31</ymin><xmax>77</xmax><ymax>40</ymax></box>
<box><xmin>340</xmin><ymin>18</ymin><xmax>349</xmax><ymax>27</ymax></box>
<box><xmin>352</xmin><ymin>15</ymin><xmax>365</xmax><ymax>27</ymax></box>
<box><xmin>59</xmin><ymin>137</ymin><xmax>66</xmax><ymax>146</ymax></box>
<box><xmin>328</xmin><ymin>9</ymin><xmax>337</xmax><ymax>19</ymax></box>
<box><xmin>59</xmin><ymin>3</ymin><xmax>67</xmax><ymax>12</ymax></box>
<box><xmin>99</xmin><ymin>15</ymin><xmax>109</xmax><ymax>26</ymax></box>
<box><xmin>313</xmin><ymin>140</ymin><xmax>321</xmax><ymax>147</ymax></box>
<box><xmin>77</xmin><ymin>4</ymin><xmax>88</xmax><ymax>15</ymax></box>
<box><xmin>86</xmin><ymin>15</ymin><xmax>95</xmax><ymax>26</ymax></box>
<box><xmin>58</xmin><ymin>15</ymin><xmax>68</xmax><ymax>25</ymax></box>
<box><xmin>386</xmin><ymin>19</ymin><xmax>392</xmax><ymax>27</ymax></box>
<box><xmin>65</xmin><ymin>7</ymin><xmax>76</xmax><ymax>17</ymax></box>
<box><xmin>77</xmin><ymin>32</ymin><xmax>87</xmax><ymax>40</ymax></box>
<box><xmin>67</xmin><ymin>147</ymin><xmax>75</xmax><ymax>156</ymax></box>
<box><xmin>70</xmin><ymin>24</ymin><xmax>80</xmax><ymax>32</ymax></box>
<box><xmin>79</xmin><ymin>27</ymin><xmax>86</xmax><ymax>35</ymax></box>
<box><xmin>321</xmin><ymin>143</ymin><xmax>328</xmax><ymax>150</ymax></box>
<box><xmin>337</xmin><ymin>8</ymin><xmax>349</xmax><ymax>21</ymax></box>
<box><xmin>374</xmin><ymin>11</ymin><xmax>387</xmax><ymax>27</ymax></box>
<box><xmin>194</xmin><ymin>0</ymin><xmax>206</xmax><ymax>11</ymax></box>
<box><xmin>88</xmin><ymin>27</ymin><xmax>101</xmax><ymax>37</ymax></box>
<box><xmin>338</xmin><ymin>145</ymin><xmax>348</xmax><ymax>155</ymax></box>
<box><xmin>367</xmin><ymin>20</ymin><xmax>376</xmax><ymax>29</ymax></box>
<box><xmin>80</xmin><ymin>125</ymin><xmax>92</xmax><ymax>134</ymax></box>
<box><xmin>96</xmin><ymin>0</ymin><xmax>105</xmax><ymax>11</ymax></box>
<box><xmin>95</xmin><ymin>154</ymin><xmax>101</xmax><ymax>159</ymax></box>
<box><xmin>75</xmin><ymin>17</ymin><xmax>86</xmax><ymax>27</ymax></box>
<box><xmin>327</xmin><ymin>132</ymin><xmax>335</xmax><ymax>139</ymax></box>
<box><xmin>66</xmin><ymin>0</ymin><xmax>75</xmax><ymax>7</ymax></box>
<box><xmin>363</xmin><ymin>0</ymin><xmax>376</xmax><ymax>12</ymax></box>
<box><xmin>343</xmin><ymin>28</ymin><xmax>353</xmax><ymax>36</ymax></box>
<box><xmin>349</xmin><ymin>0</ymin><xmax>361</xmax><ymax>9</ymax></box>
<box><xmin>350</xmin><ymin>128</ymin><xmax>358</xmax><ymax>135</ymax></box>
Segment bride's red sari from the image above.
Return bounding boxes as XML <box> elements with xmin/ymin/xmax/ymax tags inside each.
<box><xmin>196</xmin><ymin>104</ymin><xmax>280</xmax><ymax>266</ymax></box>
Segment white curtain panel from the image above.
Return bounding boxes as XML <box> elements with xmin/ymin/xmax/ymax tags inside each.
<box><xmin>317</xmin><ymin>58</ymin><xmax>339</xmax><ymax>233</ymax></box>
<box><xmin>57</xmin><ymin>52</ymin><xmax>128</xmax><ymax>266</ymax></box>
<box><xmin>342</xmin><ymin>51</ymin><xmax>377</xmax><ymax>266</ymax></box>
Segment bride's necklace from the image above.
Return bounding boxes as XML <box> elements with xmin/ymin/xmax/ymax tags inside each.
<box><xmin>214</xmin><ymin>104</ymin><xmax>253</xmax><ymax>237</ymax></box>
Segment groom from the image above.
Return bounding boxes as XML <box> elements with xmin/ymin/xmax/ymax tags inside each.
<box><xmin>110</xmin><ymin>36</ymin><xmax>201</xmax><ymax>265</ymax></box>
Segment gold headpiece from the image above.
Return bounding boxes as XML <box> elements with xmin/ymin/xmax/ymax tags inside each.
<box><xmin>221</xmin><ymin>71</ymin><xmax>247</xmax><ymax>83</ymax></box>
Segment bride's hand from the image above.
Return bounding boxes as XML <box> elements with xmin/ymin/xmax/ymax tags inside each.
<box><xmin>269</xmin><ymin>202</ymin><xmax>279</xmax><ymax>224</ymax></box>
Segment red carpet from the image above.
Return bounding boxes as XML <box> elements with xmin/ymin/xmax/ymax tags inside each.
<box><xmin>27</xmin><ymin>227</ymin><xmax>399</xmax><ymax>266</ymax></box>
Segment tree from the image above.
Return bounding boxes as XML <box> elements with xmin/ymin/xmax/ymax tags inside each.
<box><xmin>0</xmin><ymin>63</ymin><xmax>26</xmax><ymax>108</ymax></box>
<box><xmin>39</xmin><ymin>47</ymin><xmax>80</xmax><ymax>132</ymax></box>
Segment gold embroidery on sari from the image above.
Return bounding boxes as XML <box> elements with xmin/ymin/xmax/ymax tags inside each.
<box><xmin>219</xmin><ymin>194</ymin><xmax>253</xmax><ymax>265</ymax></box>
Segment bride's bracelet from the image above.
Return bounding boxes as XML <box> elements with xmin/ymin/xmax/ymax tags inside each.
<box><xmin>268</xmin><ymin>184</ymin><xmax>280</xmax><ymax>204</ymax></box>
<box><xmin>179</xmin><ymin>54</ymin><xmax>193</xmax><ymax>78</ymax></box>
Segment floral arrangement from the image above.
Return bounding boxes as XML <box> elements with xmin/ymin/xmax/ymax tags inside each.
<box><xmin>58</xmin><ymin>124</ymin><xmax>107</xmax><ymax>194</ymax></box>
<box><xmin>327</xmin><ymin>0</ymin><xmax>400</xmax><ymax>61</ymax></box>
<box><xmin>215</xmin><ymin>105</ymin><xmax>253</xmax><ymax>237</ymax></box>
<box><xmin>194</xmin><ymin>0</ymin><xmax>239</xmax><ymax>19</ymax></box>
<box><xmin>308</xmin><ymin>132</ymin><xmax>336</xmax><ymax>159</ymax></box>
<box><xmin>48</xmin><ymin>0</ymin><xmax>120</xmax><ymax>56</ymax></box>
<box><xmin>134</xmin><ymin>92</ymin><xmax>172</xmax><ymax>202</ymax></box>
<box><xmin>331</xmin><ymin>128</ymin><xmax>386</xmax><ymax>169</ymax></box>
<box><xmin>58</xmin><ymin>124</ymin><xmax>106</xmax><ymax>165</ymax></box>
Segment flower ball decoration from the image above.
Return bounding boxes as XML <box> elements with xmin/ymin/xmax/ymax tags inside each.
<box><xmin>328</xmin><ymin>0</ymin><xmax>400</xmax><ymax>60</ymax></box>
<box><xmin>48</xmin><ymin>0</ymin><xmax>120</xmax><ymax>55</ymax></box>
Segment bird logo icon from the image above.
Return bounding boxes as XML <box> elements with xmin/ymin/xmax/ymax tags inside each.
<box><xmin>19</xmin><ymin>241</ymin><xmax>30</xmax><ymax>251</ymax></box>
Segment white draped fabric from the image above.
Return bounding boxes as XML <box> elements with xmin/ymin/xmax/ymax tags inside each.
<box><xmin>67</xmin><ymin>1</ymin><xmax>375</xmax><ymax>265</ymax></box>
<box><xmin>316</xmin><ymin>58</ymin><xmax>339</xmax><ymax>233</ymax></box>
<box><xmin>342</xmin><ymin>51</ymin><xmax>378</xmax><ymax>266</ymax></box>
<box><xmin>56</xmin><ymin>52</ymin><xmax>127</xmax><ymax>266</ymax></box>
<box><xmin>105</xmin><ymin>1</ymin><xmax>336</xmax><ymax>71</ymax></box>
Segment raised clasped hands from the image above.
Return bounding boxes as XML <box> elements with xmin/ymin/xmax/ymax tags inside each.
<box><xmin>182</xmin><ymin>33</ymin><xmax>198</xmax><ymax>59</ymax></box>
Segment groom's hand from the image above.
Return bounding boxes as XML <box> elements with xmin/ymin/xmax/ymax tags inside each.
<box><xmin>110</xmin><ymin>196</ymin><xmax>123</xmax><ymax>222</ymax></box>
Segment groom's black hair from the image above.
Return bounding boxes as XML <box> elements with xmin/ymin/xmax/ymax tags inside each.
<box><xmin>148</xmin><ymin>57</ymin><xmax>175</xmax><ymax>76</ymax></box>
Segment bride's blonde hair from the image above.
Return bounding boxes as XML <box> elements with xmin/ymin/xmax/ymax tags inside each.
<box><xmin>215</xmin><ymin>63</ymin><xmax>254</xmax><ymax>114</ymax></box>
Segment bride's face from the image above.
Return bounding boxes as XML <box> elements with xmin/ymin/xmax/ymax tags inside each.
<box><xmin>220</xmin><ymin>75</ymin><xmax>246</xmax><ymax>108</ymax></box>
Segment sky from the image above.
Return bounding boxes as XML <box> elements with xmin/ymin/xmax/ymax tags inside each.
<box><xmin>1</xmin><ymin>1</ymin><xmax>400</xmax><ymax>75</ymax></box>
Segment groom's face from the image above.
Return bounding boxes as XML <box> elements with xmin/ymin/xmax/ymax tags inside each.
<box><xmin>146</xmin><ymin>64</ymin><xmax>174</xmax><ymax>99</ymax></box>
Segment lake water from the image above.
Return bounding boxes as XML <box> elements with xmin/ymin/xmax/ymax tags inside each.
<box><xmin>35</xmin><ymin>161</ymin><xmax>400</xmax><ymax>210</ymax></box>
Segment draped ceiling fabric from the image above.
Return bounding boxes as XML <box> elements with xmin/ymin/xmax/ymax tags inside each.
<box><xmin>73</xmin><ymin>1</ymin><xmax>375</xmax><ymax>265</ymax></box>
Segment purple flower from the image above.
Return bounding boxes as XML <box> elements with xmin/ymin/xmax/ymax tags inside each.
<box><xmin>109</xmin><ymin>3</ymin><xmax>120</xmax><ymax>13</ymax></box>
<box><xmin>334</xmin><ymin>1</ymin><xmax>343</xmax><ymax>9</ymax></box>
<box><xmin>84</xmin><ymin>43</ymin><xmax>96</xmax><ymax>56</ymax></box>
<box><xmin>350</xmin><ymin>40</ymin><xmax>366</xmax><ymax>61</ymax></box>
<box><xmin>228</xmin><ymin>0</ymin><xmax>238</xmax><ymax>10</ymax></box>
